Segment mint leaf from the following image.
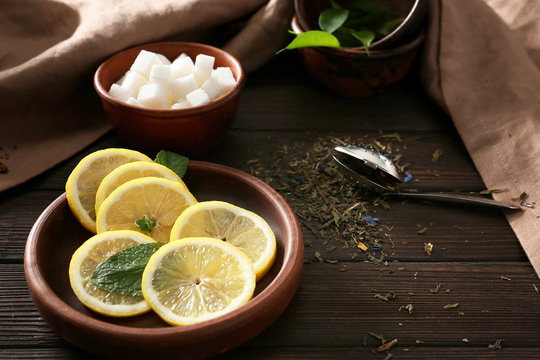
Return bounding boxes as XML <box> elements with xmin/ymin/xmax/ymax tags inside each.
<box><xmin>351</xmin><ymin>29</ymin><xmax>375</xmax><ymax>54</ymax></box>
<box><xmin>91</xmin><ymin>242</ymin><xmax>165</xmax><ymax>297</ymax></box>
<box><xmin>277</xmin><ymin>30</ymin><xmax>340</xmax><ymax>54</ymax></box>
<box><xmin>319</xmin><ymin>8</ymin><xmax>349</xmax><ymax>34</ymax></box>
<box><xmin>135</xmin><ymin>215</ymin><xmax>156</xmax><ymax>232</ymax></box>
<box><xmin>154</xmin><ymin>150</ymin><xmax>189</xmax><ymax>178</ymax></box>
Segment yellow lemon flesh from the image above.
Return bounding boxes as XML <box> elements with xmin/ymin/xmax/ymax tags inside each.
<box><xmin>170</xmin><ymin>201</ymin><xmax>276</xmax><ymax>281</ymax></box>
<box><xmin>96</xmin><ymin>177</ymin><xmax>197</xmax><ymax>243</ymax></box>
<box><xmin>141</xmin><ymin>237</ymin><xmax>256</xmax><ymax>326</ymax></box>
<box><xmin>68</xmin><ymin>230</ymin><xmax>154</xmax><ymax>317</ymax></box>
<box><xmin>66</xmin><ymin>148</ymin><xmax>152</xmax><ymax>233</ymax></box>
<box><xmin>95</xmin><ymin>161</ymin><xmax>187</xmax><ymax>215</ymax></box>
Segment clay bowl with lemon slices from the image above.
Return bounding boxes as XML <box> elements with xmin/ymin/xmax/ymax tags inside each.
<box><xmin>25</xmin><ymin>161</ymin><xmax>303</xmax><ymax>360</ymax></box>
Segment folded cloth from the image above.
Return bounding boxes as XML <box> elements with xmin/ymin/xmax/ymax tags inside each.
<box><xmin>421</xmin><ymin>0</ymin><xmax>540</xmax><ymax>276</ymax></box>
<box><xmin>0</xmin><ymin>0</ymin><xmax>293</xmax><ymax>192</ymax></box>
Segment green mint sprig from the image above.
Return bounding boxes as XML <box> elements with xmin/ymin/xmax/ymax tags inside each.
<box><xmin>91</xmin><ymin>242</ymin><xmax>166</xmax><ymax>297</ymax></box>
<box><xmin>154</xmin><ymin>150</ymin><xmax>189</xmax><ymax>178</ymax></box>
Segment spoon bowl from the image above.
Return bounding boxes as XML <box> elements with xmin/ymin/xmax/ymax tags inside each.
<box><xmin>334</xmin><ymin>144</ymin><xmax>520</xmax><ymax>210</ymax></box>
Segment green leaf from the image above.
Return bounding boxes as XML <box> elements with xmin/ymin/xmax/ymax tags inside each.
<box><xmin>154</xmin><ymin>150</ymin><xmax>189</xmax><ymax>178</ymax></box>
<box><xmin>319</xmin><ymin>8</ymin><xmax>349</xmax><ymax>34</ymax></box>
<box><xmin>91</xmin><ymin>242</ymin><xmax>166</xmax><ymax>297</ymax></box>
<box><xmin>348</xmin><ymin>11</ymin><xmax>403</xmax><ymax>36</ymax></box>
<box><xmin>277</xmin><ymin>31</ymin><xmax>340</xmax><ymax>54</ymax></box>
<box><xmin>351</xmin><ymin>30</ymin><xmax>375</xmax><ymax>54</ymax></box>
<box><xmin>135</xmin><ymin>215</ymin><xmax>156</xmax><ymax>232</ymax></box>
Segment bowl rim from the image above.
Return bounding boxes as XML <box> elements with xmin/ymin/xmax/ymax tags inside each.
<box><xmin>24</xmin><ymin>160</ymin><xmax>303</xmax><ymax>339</ymax></box>
<box><xmin>290</xmin><ymin>15</ymin><xmax>424</xmax><ymax>58</ymax></box>
<box><xmin>93</xmin><ymin>42</ymin><xmax>246</xmax><ymax>116</ymax></box>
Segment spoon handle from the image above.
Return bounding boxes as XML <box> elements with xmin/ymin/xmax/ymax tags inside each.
<box><xmin>383</xmin><ymin>192</ymin><xmax>520</xmax><ymax>210</ymax></box>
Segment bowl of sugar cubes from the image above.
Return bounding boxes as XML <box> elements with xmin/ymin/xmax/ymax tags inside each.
<box><xmin>94</xmin><ymin>42</ymin><xmax>245</xmax><ymax>157</ymax></box>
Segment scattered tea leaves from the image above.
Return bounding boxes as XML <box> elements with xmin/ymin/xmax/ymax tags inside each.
<box><xmin>488</xmin><ymin>339</ymin><xmax>503</xmax><ymax>350</ymax></box>
<box><xmin>375</xmin><ymin>292</ymin><xmax>396</xmax><ymax>302</ymax></box>
<box><xmin>424</xmin><ymin>242</ymin><xmax>433</xmax><ymax>256</ymax></box>
<box><xmin>500</xmin><ymin>275</ymin><xmax>511</xmax><ymax>281</ymax></box>
<box><xmin>368</xmin><ymin>331</ymin><xmax>386</xmax><ymax>344</ymax></box>
<box><xmin>429</xmin><ymin>283</ymin><xmax>442</xmax><ymax>293</ymax></box>
<box><xmin>431</xmin><ymin>148</ymin><xmax>443</xmax><ymax>163</ymax></box>
<box><xmin>377</xmin><ymin>338</ymin><xmax>398</xmax><ymax>352</ymax></box>
<box><xmin>444</xmin><ymin>303</ymin><xmax>460</xmax><ymax>310</ymax></box>
<box><xmin>417</xmin><ymin>227</ymin><xmax>428</xmax><ymax>235</ymax></box>
<box><xmin>403</xmin><ymin>172</ymin><xmax>413</xmax><ymax>183</ymax></box>
<box><xmin>398</xmin><ymin>303</ymin><xmax>414</xmax><ymax>315</ymax></box>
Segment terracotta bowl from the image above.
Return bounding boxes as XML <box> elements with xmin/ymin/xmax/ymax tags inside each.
<box><xmin>94</xmin><ymin>42</ymin><xmax>246</xmax><ymax>157</ymax></box>
<box><xmin>24</xmin><ymin>161</ymin><xmax>303</xmax><ymax>359</ymax></box>
<box><xmin>294</xmin><ymin>0</ymin><xmax>427</xmax><ymax>50</ymax></box>
<box><xmin>290</xmin><ymin>15</ymin><xmax>424</xmax><ymax>97</ymax></box>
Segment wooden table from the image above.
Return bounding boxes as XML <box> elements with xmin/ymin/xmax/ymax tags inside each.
<box><xmin>2</xmin><ymin>52</ymin><xmax>539</xmax><ymax>359</ymax></box>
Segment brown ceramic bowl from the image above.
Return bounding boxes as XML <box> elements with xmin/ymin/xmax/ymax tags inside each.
<box><xmin>94</xmin><ymin>42</ymin><xmax>246</xmax><ymax>157</ymax></box>
<box><xmin>290</xmin><ymin>15</ymin><xmax>424</xmax><ymax>97</ymax></box>
<box><xmin>24</xmin><ymin>161</ymin><xmax>303</xmax><ymax>359</ymax></box>
<box><xmin>294</xmin><ymin>0</ymin><xmax>427</xmax><ymax>50</ymax></box>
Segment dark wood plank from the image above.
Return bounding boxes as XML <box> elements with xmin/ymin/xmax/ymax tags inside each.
<box><xmin>235</xmin><ymin>52</ymin><xmax>452</xmax><ymax>132</ymax></box>
<box><xmin>2</xmin><ymin>262</ymin><xmax>539</xmax><ymax>357</ymax></box>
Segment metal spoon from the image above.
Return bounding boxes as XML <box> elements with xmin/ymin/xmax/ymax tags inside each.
<box><xmin>333</xmin><ymin>144</ymin><xmax>520</xmax><ymax>210</ymax></box>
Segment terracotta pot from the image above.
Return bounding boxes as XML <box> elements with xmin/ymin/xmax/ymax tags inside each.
<box><xmin>291</xmin><ymin>15</ymin><xmax>424</xmax><ymax>97</ymax></box>
<box><xmin>94</xmin><ymin>42</ymin><xmax>245</xmax><ymax>157</ymax></box>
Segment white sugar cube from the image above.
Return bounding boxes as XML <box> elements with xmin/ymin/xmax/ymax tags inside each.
<box><xmin>171</xmin><ymin>100</ymin><xmax>190</xmax><ymax>109</ymax></box>
<box><xmin>121</xmin><ymin>71</ymin><xmax>147</xmax><ymax>97</ymax></box>
<box><xmin>169</xmin><ymin>74</ymin><xmax>198</xmax><ymax>101</ymax></box>
<box><xmin>194</xmin><ymin>67</ymin><xmax>212</xmax><ymax>86</ymax></box>
<box><xmin>201</xmin><ymin>77</ymin><xmax>225</xmax><ymax>100</ymax></box>
<box><xmin>186</xmin><ymin>88</ymin><xmax>211</xmax><ymax>107</ymax></box>
<box><xmin>116</xmin><ymin>74</ymin><xmax>126</xmax><ymax>86</ymax></box>
<box><xmin>212</xmin><ymin>67</ymin><xmax>235</xmax><ymax>81</ymax></box>
<box><xmin>130</xmin><ymin>50</ymin><xmax>162</xmax><ymax>78</ymax></box>
<box><xmin>149</xmin><ymin>64</ymin><xmax>171</xmax><ymax>84</ymax></box>
<box><xmin>211</xmin><ymin>67</ymin><xmax>237</xmax><ymax>94</ymax></box>
<box><xmin>126</xmin><ymin>97</ymin><xmax>143</xmax><ymax>107</ymax></box>
<box><xmin>109</xmin><ymin>83</ymin><xmax>131</xmax><ymax>102</ymax></box>
<box><xmin>137</xmin><ymin>83</ymin><xmax>169</xmax><ymax>109</ymax></box>
<box><xmin>170</xmin><ymin>57</ymin><xmax>195</xmax><ymax>80</ymax></box>
<box><xmin>173</xmin><ymin>53</ymin><xmax>189</xmax><ymax>62</ymax></box>
<box><xmin>195</xmin><ymin>54</ymin><xmax>215</xmax><ymax>70</ymax></box>
<box><xmin>157</xmin><ymin>54</ymin><xmax>171</xmax><ymax>65</ymax></box>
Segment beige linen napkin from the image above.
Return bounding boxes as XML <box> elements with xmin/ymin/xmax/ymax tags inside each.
<box><xmin>0</xmin><ymin>0</ymin><xmax>293</xmax><ymax>192</ymax></box>
<box><xmin>421</xmin><ymin>0</ymin><xmax>540</xmax><ymax>276</ymax></box>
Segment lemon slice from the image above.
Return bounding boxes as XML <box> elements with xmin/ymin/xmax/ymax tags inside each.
<box><xmin>68</xmin><ymin>230</ymin><xmax>154</xmax><ymax>317</ymax></box>
<box><xmin>170</xmin><ymin>201</ymin><xmax>276</xmax><ymax>281</ymax></box>
<box><xmin>141</xmin><ymin>237</ymin><xmax>256</xmax><ymax>326</ymax></box>
<box><xmin>66</xmin><ymin>148</ymin><xmax>152</xmax><ymax>233</ymax></box>
<box><xmin>95</xmin><ymin>161</ymin><xmax>187</xmax><ymax>215</ymax></box>
<box><xmin>96</xmin><ymin>177</ymin><xmax>197</xmax><ymax>242</ymax></box>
